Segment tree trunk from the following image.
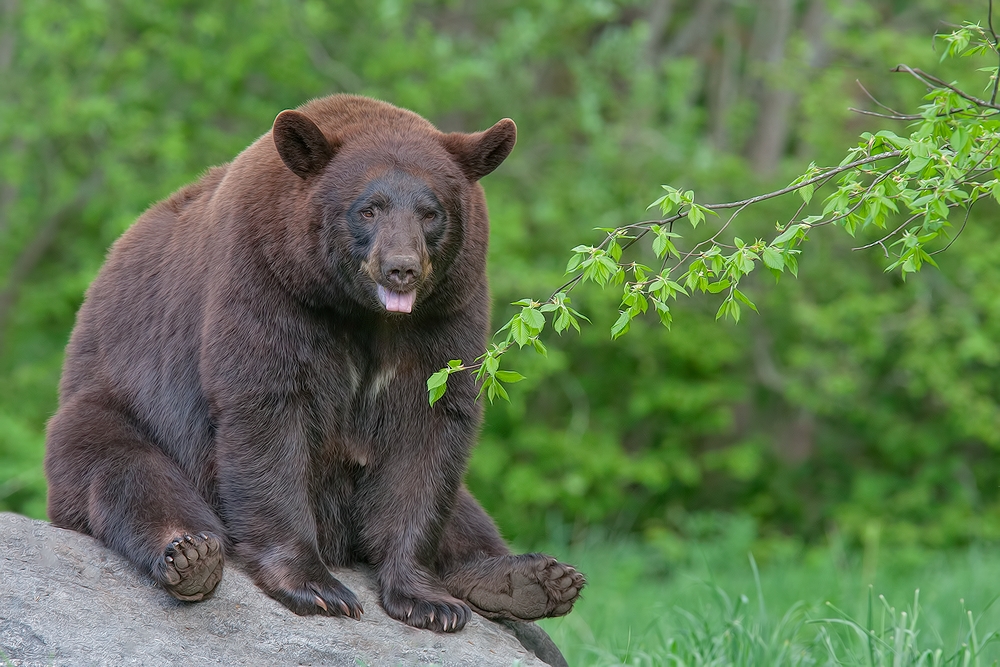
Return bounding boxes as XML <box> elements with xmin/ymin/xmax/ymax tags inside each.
<box><xmin>747</xmin><ymin>0</ymin><xmax>797</xmax><ymax>175</ymax></box>
<box><xmin>709</xmin><ymin>10</ymin><xmax>740</xmax><ymax>152</ymax></box>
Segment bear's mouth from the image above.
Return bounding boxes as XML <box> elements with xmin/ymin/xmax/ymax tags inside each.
<box><xmin>376</xmin><ymin>285</ymin><xmax>416</xmax><ymax>314</ymax></box>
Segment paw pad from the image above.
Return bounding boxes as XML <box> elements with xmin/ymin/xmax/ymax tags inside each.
<box><xmin>161</xmin><ymin>532</ymin><xmax>224</xmax><ymax>602</ymax></box>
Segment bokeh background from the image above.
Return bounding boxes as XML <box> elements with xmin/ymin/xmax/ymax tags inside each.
<box><xmin>3</xmin><ymin>4</ymin><xmax>1000</xmax><ymax>651</ymax></box>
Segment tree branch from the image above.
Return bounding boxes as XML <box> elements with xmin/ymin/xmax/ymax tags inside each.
<box><xmin>702</xmin><ymin>151</ymin><xmax>904</xmax><ymax>211</ymax></box>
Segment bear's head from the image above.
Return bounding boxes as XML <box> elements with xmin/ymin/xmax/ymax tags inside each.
<box><xmin>268</xmin><ymin>97</ymin><xmax>515</xmax><ymax>317</ymax></box>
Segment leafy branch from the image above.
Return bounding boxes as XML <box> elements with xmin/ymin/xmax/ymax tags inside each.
<box><xmin>428</xmin><ymin>20</ymin><xmax>1000</xmax><ymax>406</ymax></box>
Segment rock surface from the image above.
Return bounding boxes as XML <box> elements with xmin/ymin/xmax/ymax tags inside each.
<box><xmin>0</xmin><ymin>512</ymin><xmax>564</xmax><ymax>666</ymax></box>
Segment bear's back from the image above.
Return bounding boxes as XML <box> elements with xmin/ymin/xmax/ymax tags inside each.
<box><xmin>59</xmin><ymin>165</ymin><xmax>231</xmax><ymax>457</ymax></box>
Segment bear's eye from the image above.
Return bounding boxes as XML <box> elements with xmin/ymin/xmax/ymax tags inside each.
<box><xmin>360</xmin><ymin>207</ymin><xmax>375</xmax><ymax>219</ymax></box>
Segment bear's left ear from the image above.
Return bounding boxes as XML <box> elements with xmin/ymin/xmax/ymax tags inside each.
<box><xmin>441</xmin><ymin>118</ymin><xmax>517</xmax><ymax>182</ymax></box>
<box><xmin>273</xmin><ymin>110</ymin><xmax>337</xmax><ymax>179</ymax></box>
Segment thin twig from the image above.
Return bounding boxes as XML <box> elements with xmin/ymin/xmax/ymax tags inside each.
<box><xmin>931</xmin><ymin>202</ymin><xmax>974</xmax><ymax>255</ymax></box>
<box><xmin>856</xmin><ymin>79</ymin><xmax>906</xmax><ymax>116</ymax></box>
<box><xmin>990</xmin><ymin>0</ymin><xmax>1000</xmax><ymax>105</ymax></box>
<box><xmin>892</xmin><ymin>64</ymin><xmax>1000</xmax><ymax>111</ymax></box>
<box><xmin>848</xmin><ymin>108</ymin><xmax>923</xmax><ymax>121</ymax></box>
<box><xmin>783</xmin><ymin>173</ymin><xmax>830</xmax><ymax>228</ymax></box>
<box><xmin>852</xmin><ymin>212</ymin><xmax>922</xmax><ymax>251</ymax></box>
<box><xmin>847</xmin><ymin>106</ymin><xmax>996</xmax><ymax>121</ymax></box>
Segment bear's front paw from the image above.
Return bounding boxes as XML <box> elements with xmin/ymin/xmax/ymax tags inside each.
<box><xmin>382</xmin><ymin>590</ymin><xmax>471</xmax><ymax>633</ymax></box>
<box><xmin>270</xmin><ymin>576</ymin><xmax>364</xmax><ymax>619</ymax></box>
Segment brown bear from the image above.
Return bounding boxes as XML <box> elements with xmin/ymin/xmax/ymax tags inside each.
<box><xmin>44</xmin><ymin>94</ymin><xmax>584</xmax><ymax>633</ymax></box>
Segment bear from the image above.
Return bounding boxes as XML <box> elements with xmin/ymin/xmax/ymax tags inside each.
<box><xmin>44</xmin><ymin>94</ymin><xmax>584</xmax><ymax>633</ymax></box>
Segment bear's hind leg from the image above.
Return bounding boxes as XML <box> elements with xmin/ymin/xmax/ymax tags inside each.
<box><xmin>436</xmin><ymin>486</ymin><xmax>585</xmax><ymax>623</ymax></box>
<box><xmin>46</xmin><ymin>396</ymin><xmax>226</xmax><ymax>602</ymax></box>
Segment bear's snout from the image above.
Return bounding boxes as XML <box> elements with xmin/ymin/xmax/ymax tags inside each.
<box><xmin>383</xmin><ymin>254</ymin><xmax>422</xmax><ymax>289</ymax></box>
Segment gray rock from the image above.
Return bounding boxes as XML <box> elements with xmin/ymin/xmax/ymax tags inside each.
<box><xmin>0</xmin><ymin>512</ymin><xmax>565</xmax><ymax>667</ymax></box>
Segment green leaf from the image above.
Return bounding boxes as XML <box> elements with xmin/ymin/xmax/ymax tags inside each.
<box><xmin>611</xmin><ymin>311</ymin><xmax>632</xmax><ymax>339</ymax></box>
<box><xmin>716</xmin><ymin>297</ymin><xmax>741</xmax><ymax>323</ymax></box>
<box><xmin>532</xmin><ymin>338</ymin><xmax>548</xmax><ymax>356</ymax></box>
<box><xmin>427</xmin><ymin>369</ymin><xmax>450</xmax><ymax>406</ymax></box>
<box><xmin>428</xmin><ymin>383</ymin><xmax>447</xmax><ymax>406</ymax></box>
<box><xmin>491</xmin><ymin>379</ymin><xmax>510</xmax><ymax>402</ymax></box>
<box><xmin>483</xmin><ymin>353</ymin><xmax>499</xmax><ymax>376</ymax></box>
<box><xmin>565</xmin><ymin>253</ymin><xmax>583</xmax><ymax>273</ymax></box>
<box><xmin>706</xmin><ymin>279</ymin><xmax>731</xmax><ymax>294</ymax></box>
<box><xmin>905</xmin><ymin>156</ymin><xmax>930</xmax><ymax>174</ymax></box>
<box><xmin>652</xmin><ymin>298</ymin><xmax>672</xmax><ymax>329</ymax></box>
<box><xmin>785</xmin><ymin>253</ymin><xmax>799</xmax><ymax>277</ymax></box>
<box><xmin>732</xmin><ymin>288</ymin><xmax>758</xmax><ymax>313</ymax></box>
<box><xmin>494</xmin><ymin>370</ymin><xmax>526</xmax><ymax>383</ymax></box>
<box><xmin>651</xmin><ymin>226</ymin><xmax>666</xmax><ymax>257</ymax></box>
<box><xmin>773</xmin><ymin>224</ymin><xmax>801</xmax><ymax>245</ymax></box>
<box><xmin>427</xmin><ymin>369</ymin><xmax>449</xmax><ymax>389</ymax></box>
<box><xmin>479</xmin><ymin>376</ymin><xmax>509</xmax><ymax>403</ymax></box>
<box><xmin>509</xmin><ymin>316</ymin><xmax>530</xmax><ymax>347</ymax></box>
<box><xmin>554</xmin><ymin>309</ymin><xmax>569</xmax><ymax>332</ymax></box>
<box><xmin>521</xmin><ymin>306</ymin><xmax>546</xmax><ymax>334</ymax></box>
<box><xmin>762</xmin><ymin>246</ymin><xmax>784</xmax><ymax>271</ymax></box>
<box><xmin>608</xmin><ymin>239</ymin><xmax>622</xmax><ymax>261</ymax></box>
<box><xmin>951</xmin><ymin>126</ymin><xmax>969</xmax><ymax>154</ymax></box>
<box><xmin>687</xmin><ymin>205</ymin><xmax>704</xmax><ymax>229</ymax></box>
<box><xmin>798</xmin><ymin>182</ymin><xmax>814</xmax><ymax>204</ymax></box>
<box><xmin>736</xmin><ymin>250</ymin><xmax>756</xmax><ymax>274</ymax></box>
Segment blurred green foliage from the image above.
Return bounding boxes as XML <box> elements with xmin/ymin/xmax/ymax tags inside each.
<box><xmin>1</xmin><ymin>0</ymin><xmax>998</xmax><ymax>550</ymax></box>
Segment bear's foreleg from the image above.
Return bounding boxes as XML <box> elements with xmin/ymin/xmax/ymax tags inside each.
<box><xmin>214</xmin><ymin>400</ymin><xmax>364</xmax><ymax>619</ymax></box>
<box><xmin>354</xmin><ymin>423</ymin><xmax>473</xmax><ymax>633</ymax></box>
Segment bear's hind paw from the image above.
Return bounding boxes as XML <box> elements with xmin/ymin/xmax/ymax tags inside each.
<box><xmin>159</xmin><ymin>532</ymin><xmax>224</xmax><ymax>602</ymax></box>
<box><xmin>452</xmin><ymin>553</ymin><xmax>586</xmax><ymax>622</ymax></box>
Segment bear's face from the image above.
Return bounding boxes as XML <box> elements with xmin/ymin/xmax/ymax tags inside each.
<box><xmin>343</xmin><ymin>168</ymin><xmax>448</xmax><ymax>314</ymax></box>
<box><xmin>271</xmin><ymin>107</ymin><xmax>515</xmax><ymax>316</ymax></box>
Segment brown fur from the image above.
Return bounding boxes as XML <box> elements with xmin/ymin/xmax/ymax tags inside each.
<box><xmin>44</xmin><ymin>94</ymin><xmax>583</xmax><ymax>633</ymax></box>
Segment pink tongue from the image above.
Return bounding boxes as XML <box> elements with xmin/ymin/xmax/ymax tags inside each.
<box><xmin>377</xmin><ymin>285</ymin><xmax>416</xmax><ymax>313</ymax></box>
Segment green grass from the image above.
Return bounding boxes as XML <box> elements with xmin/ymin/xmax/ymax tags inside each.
<box><xmin>533</xmin><ymin>516</ymin><xmax>1000</xmax><ymax>665</ymax></box>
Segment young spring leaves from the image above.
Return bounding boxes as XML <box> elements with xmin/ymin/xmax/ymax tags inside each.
<box><xmin>429</xmin><ymin>20</ymin><xmax>1000</xmax><ymax>405</ymax></box>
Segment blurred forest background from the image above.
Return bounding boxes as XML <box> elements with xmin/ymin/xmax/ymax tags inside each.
<box><xmin>2</xmin><ymin>0</ymin><xmax>998</xmax><ymax>560</ymax></box>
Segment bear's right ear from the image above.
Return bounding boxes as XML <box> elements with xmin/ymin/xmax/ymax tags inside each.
<box><xmin>273</xmin><ymin>110</ymin><xmax>336</xmax><ymax>179</ymax></box>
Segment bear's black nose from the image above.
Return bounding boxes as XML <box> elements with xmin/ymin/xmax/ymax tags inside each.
<box><xmin>384</xmin><ymin>255</ymin><xmax>422</xmax><ymax>288</ymax></box>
